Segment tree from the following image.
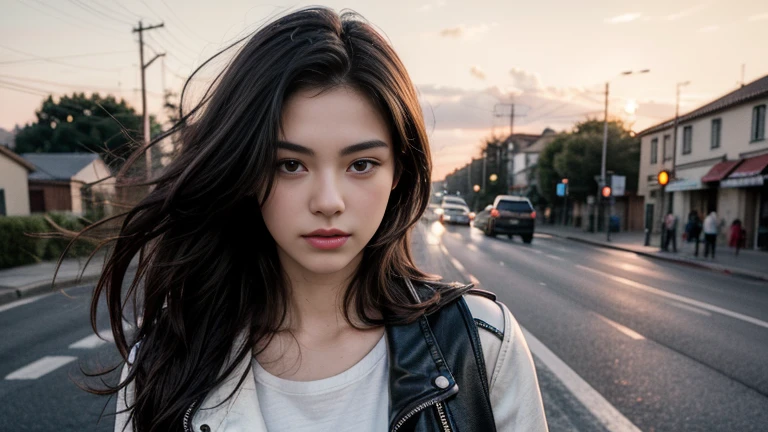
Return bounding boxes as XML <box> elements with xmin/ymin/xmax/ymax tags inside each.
<box><xmin>14</xmin><ymin>92</ymin><xmax>161</xmax><ymax>169</ymax></box>
<box><xmin>538</xmin><ymin>119</ymin><xmax>640</xmax><ymax>205</ymax></box>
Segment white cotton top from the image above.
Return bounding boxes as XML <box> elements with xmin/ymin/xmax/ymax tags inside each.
<box><xmin>252</xmin><ymin>334</ymin><xmax>389</xmax><ymax>432</ymax></box>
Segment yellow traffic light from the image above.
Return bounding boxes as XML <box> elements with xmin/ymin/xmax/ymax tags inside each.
<box><xmin>601</xmin><ymin>186</ymin><xmax>612</xmax><ymax>198</ymax></box>
<box><xmin>657</xmin><ymin>170</ymin><xmax>670</xmax><ymax>186</ymax></box>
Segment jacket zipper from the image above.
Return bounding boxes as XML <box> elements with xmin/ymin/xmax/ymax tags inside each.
<box><xmin>183</xmin><ymin>399</ymin><xmax>198</xmax><ymax>432</ymax></box>
<box><xmin>435</xmin><ymin>401</ymin><xmax>452</xmax><ymax>432</ymax></box>
<box><xmin>392</xmin><ymin>398</ymin><xmax>452</xmax><ymax>432</ymax></box>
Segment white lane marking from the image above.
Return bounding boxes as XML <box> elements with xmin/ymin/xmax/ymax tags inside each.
<box><xmin>576</xmin><ymin>264</ymin><xmax>768</xmax><ymax>329</ymax></box>
<box><xmin>440</xmin><ymin>244</ymin><xmax>449</xmax><ymax>256</ymax></box>
<box><xmin>450</xmin><ymin>257</ymin><xmax>467</xmax><ymax>274</ymax></box>
<box><xmin>69</xmin><ymin>332</ymin><xmax>115</xmax><ymax>349</ymax></box>
<box><xmin>466</xmin><ymin>244</ymin><xmax>478</xmax><ymax>252</ymax></box>
<box><xmin>665</xmin><ymin>300</ymin><xmax>712</xmax><ymax>317</ymax></box>
<box><xmin>593</xmin><ymin>313</ymin><xmax>645</xmax><ymax>340</ymax></box>
<box><xmin>469</xmin><ymin>274</ymin><xmax>481</xmax><ymax>286</ymax></box>
<box><xmin>426</xmin><ymin>233</ymin><xmax>441</xmax><ymax>245</ymax></box>
<box><xmin>451</xmin><ymin>232</ymin><xmax>461</xmax><ymax>239</ymax></box>
<box><xmin>532</xmin><ymin>250</ymin><xmax>543</xmax><ymax>255</ymax></box>
<box><xmin>0</xmin><ymin>294</ymin><xmax>50</xmax><ymax>313</ymax></box>
<box><xmin>5</xmin><ymin>356</ymin><xmax>77</xmax><ymax>380</ymax></box>
<box><xmin>499</xmin><ymin>261</ymin><xmax>506</xmax><ymax>267</ymax></box>
<box><xmin>522</xmin><ymin>328</ymin><xmax>642</xmax><ymax>432</ymax></box>
<box><xmin>540</xmin><ymin>282</ymin><xmax>547</xmax><ymax>286</ymax></box>
<box><xmin>546</xmin><ymin>254</ymin><xmax>565</xmax><ymax>261</ymax></box>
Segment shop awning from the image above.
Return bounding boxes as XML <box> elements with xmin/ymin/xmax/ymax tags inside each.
<box><xmin>726</xmin><ymin>153</ymin><xmax>768</xmax><ymax>179</ymax></box>
<box><xmin>701</xmin><ymin>160</ymin><xmax>742</xmax><ymax>183</ymax></box>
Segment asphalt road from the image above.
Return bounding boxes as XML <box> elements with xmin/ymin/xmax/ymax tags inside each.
<box><xmin>1</xmin><ymin>220</ymin><xmax>766</xmax><ymax>431</ymax></box>
<box><xmin>425</xmin><ymin>220</ymin><xmax>768</xmax><ymax>432</ymax></box>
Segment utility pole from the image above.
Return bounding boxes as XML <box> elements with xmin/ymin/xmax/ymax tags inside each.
<box><xmin>133</xmin><ymin>20</ymin><xmax>165</xmax><ymax>183</ymax></box>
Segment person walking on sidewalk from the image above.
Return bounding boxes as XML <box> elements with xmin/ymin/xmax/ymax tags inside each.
<box><xmin>729</xmin><ymin>219</ymin><xmax>747</xmax><ymax>256</ymax></box>
<box><xmin>71</xmin><ymin>8</ymin><xmax>548</xmax><ymax>432</ymax></box>
<box><xmin>685</xmin><ymin>210</ymin><xmax>703</xmax><ymax>257</ymax></box>
<box><xmin>703</xmin><ymin>210</ymin><xmax>720</xmax><ymax>259</ymax></box>
<box><xmin>663</xmin><ymin>212</ymin><xmax>678</xmax><ymax>252</ymax></box>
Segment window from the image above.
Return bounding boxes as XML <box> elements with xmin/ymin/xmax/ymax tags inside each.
<box><xmin>663</xmin><ymin>135</ymin><xmax>672</xmax><ymax>161</ymax></box>
<box><xmin>650</xmin><ymin>138</ymin><xmax>658</xmax><ymax>164</ymax></box>
<box><xmin>496</xmin><ymin>200</ymin><xmax>533</xmax><ymax>212</ymax></box>
<box><xmin>711</xmin><ymin>119</ymin><xmax>721</xmax><ymax>149</ymax></box>
<box><xmin>752</xmin><ymin>105</ymin><xmax>766</xmax><ymax>141</ymax></box>
<box><xmin>0</xmin><ymin>189</ymin><xmax>5</xmax><ymax>216</ymax></box>
<box><xmin>682</xmin><ymin>126</ymin><xmax>693</xmax><ymax>155</ymax></box>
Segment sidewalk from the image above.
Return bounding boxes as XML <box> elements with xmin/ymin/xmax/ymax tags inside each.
<box><xmin>0</xmin><ymin>252</ymin><xmax>111</xmax><ymax>306</ymax></box>
<box><xmin>537</xmin><ymin>224</ymin><xmax>768</xmax><ymax>282</ymax></box>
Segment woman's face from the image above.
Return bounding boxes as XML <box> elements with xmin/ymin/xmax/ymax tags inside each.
<box><xmin>261</xmin><ymin>86</ymin><xmax>397</xmax><ymax>279</ymax></box>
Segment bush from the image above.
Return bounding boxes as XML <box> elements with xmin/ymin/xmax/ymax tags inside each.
<box><xmin>0</xmin><ymin>213</ymin><xmax>94</xmax><ymax>269</ymax></box>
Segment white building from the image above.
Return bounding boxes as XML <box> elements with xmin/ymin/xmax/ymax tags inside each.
<box><xmin>638</xmin><ymin>75</ymin><xmax>768</xmax><ymax>250</ymax></box>
<box><xmin>0</xmin><ymin>145</ymin><xmax>35</xmax><ymax>216</ymax></box>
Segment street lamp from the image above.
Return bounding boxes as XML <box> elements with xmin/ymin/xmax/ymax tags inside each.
<box><xmin>600</xmin><ymin>69</ymin><xmax>650</xmax><ymax>240</ymax></box>
<box><xmin>473</xmin><ymin>184</ymin><xmax>480</xmax><ymax>193</ymax></box>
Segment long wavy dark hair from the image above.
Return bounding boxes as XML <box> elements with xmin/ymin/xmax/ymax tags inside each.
<box><xmin>78</xmin><ymin>7</ymin><xmax>454</xmax><ymax>432</ymax></box>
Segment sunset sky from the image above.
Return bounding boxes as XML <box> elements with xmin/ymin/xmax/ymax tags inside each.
<box><xmin>2</xmin><ymin>0</ymin><xmax>767</xmax><ymax>179</ymax></box>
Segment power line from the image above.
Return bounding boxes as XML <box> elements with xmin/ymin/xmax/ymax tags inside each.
<box><xmin>0</xmin><ymin>74</ymin><xmax>127</xmax><ymax>93</ymax></box>
<box><xmin>139</xmin><ymin>0</ymin><xmax>202</xmax><ymax>58</ymax></box>
<box><xmin>0</xmin><ymin>82</ymin><xmax>49</xmax><ymax>97</ymax></box>
<box><xmin>0</xmin><ymin>44</ymin><xmax>130</xmax><ymax>73</ymax></box>
<box><xmin>65</xmin><ymin>0</ymin><xmax>135</xmax><ymax>26</ymax></box>
<box><xmin>20</xmin><ymin>0</ymin><xmax>123</xmax><ymax>37</ymax></box>
<box><xmin>0</xmin><ymin>50</ymin><xmax>134</xmax><ymax>65</ymax></box>
<box><xmin>158</xmin><ymin>0</ymin><xmax>214</xmax><ymax>45</ymax></box>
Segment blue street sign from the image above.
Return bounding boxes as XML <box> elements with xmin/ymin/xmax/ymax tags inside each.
<box><xmin>556</xmin><ymin>183</ymin><xmax>566</xmax><ymax>197</ymax></box>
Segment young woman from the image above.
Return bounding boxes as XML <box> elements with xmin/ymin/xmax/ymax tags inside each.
<box><xmin>91</xmin><ymin>7</ymin><xmax>547</xmax><ymax>432</ymax></box>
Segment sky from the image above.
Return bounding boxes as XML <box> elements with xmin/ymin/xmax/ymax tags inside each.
<box><xmin>2</xmin><ymin>0</ymin><xmax>767</xmax><ymax>180</ymax></box>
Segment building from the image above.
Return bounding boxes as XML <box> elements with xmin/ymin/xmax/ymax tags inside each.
<box><xmin>0</xmin><ymin>145</ymin><xmax>35</xmax><ymax>216</ymax></box>
<box><xmin>21</xmin><ymin>153</ymin><xmax>115</xmax><ymax>215</ymax></box>
<box><xmin>638</xmin><ymin>75</ymin><xmax>768</xmax><ymax>250</ymax></box>
<box><xmin>508</xmin><ymin>129</ymin><xmax>557</xmax><ymax>199</ymax></box>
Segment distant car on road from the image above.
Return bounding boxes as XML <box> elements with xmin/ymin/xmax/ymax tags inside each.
<box><xmin>437</xmin><ymin>196</ymin><xmax>472</xmax><ymax>225</ymax></box>
<box><xmin>473</xmin><ymin>195</ymin><xmax>536</xmax><ymax>243</ymax></box>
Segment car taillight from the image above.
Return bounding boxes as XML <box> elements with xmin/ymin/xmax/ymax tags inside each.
<box><xmin>531</xmin><ymin>211</ymin><xmax>537</xmax><ymax>219</ymax></box>
<box><xmin>490</xmin><ymin>209</ymin><xmax>500</xmax><ymax>218</ymax></box>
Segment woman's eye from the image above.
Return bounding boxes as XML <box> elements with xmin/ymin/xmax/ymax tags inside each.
<box><xmin>278</xmin><ymin>160</ymin><xmax>306</xmax><ymax>173</ymax></box>
<box><xmin>349</xmin><ymin>160</ymin><xmax>378</xmax><ymax>173</ymax></box>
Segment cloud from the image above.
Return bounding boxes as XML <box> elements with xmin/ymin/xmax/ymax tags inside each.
<box><xmin>604</xmin><ymin>13</ymin><xmax>642</xmax><ymax>24</ymax></box>
<box><xmin>470</xmin><ymin>66</ymin><xmax>486</xmax><ymax>80</ymax></box>
<box><xmin>439</xmin><ymin>23</ymin><xmax>497</xmax><ymax>39</ymax></box>
<box><xmin>509</xmin><ymin>68</ymin><xmax>543</xmax><ymax>93</ymax></box>
<box><xmin>664</xmin><ymin>3</ymin><xmax>711</xmax><ymax>21</ymax></box>
<box><xmin>748</xmin><ymin>13</ymin><xmax>768</xmax><ymax>22</ymax></box>
<box><xmin>418</xmin><ymin>0</ymin><xmax>446</xmax><ymax>12</ymax></box>
<box><xmin>698</xmin><ymin>25</ymin><xmax>719</xmax><ymax>32</ymax></box>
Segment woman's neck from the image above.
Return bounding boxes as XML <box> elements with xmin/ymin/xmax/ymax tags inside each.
<box><xmin>278</xmin><ymin>250</ymin><xmax>368</xmax><ymax>333</ymax></box>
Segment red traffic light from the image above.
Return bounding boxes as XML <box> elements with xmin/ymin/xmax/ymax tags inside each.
<box><xmin>601</xmin><ymin>186</ymin><xmax>612</xmax><ymax>198</ymax></box>
<box><xmin>657</xmin><ymin>170</ymin><xmax>670</xmax><ymax>186</ymax></box>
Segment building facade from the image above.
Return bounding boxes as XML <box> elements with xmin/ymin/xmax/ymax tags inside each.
<box><xmin>638</xmin><ymin>75</ymin><xmax>768</xmax><ymax>250</ymax></box>
<box><xmin>0</xmin><ymin>145</ymin><xmax>35</xmax><ymax>216</ymax></box>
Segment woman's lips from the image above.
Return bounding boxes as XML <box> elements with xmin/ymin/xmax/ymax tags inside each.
<box><xmin>303</xmin><ymin>235</ymin><xmax>350</xmax><ymax>250</ymax></box>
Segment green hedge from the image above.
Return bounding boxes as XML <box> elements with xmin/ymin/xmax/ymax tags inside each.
<box><xmin>0</xmin><ymin>213</ymin><xmax>94</xmax><ymax>269</ymax></box>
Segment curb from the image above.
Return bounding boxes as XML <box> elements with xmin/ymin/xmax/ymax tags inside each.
<box><xmin>0</xmin><ymin>264</ymin><xmax>140</xmax><ymax>308</ymax></box>
<box><xmin>539</xmin><ymin>230</ymin><xmax>768</xmax><ymax>283</ymax></box>
<box><xmin>0</xmin><ymin>274</ymin><xmax>102</xmax><ymax>307</ymax></box>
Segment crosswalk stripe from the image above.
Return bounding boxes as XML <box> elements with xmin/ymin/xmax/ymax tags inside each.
<box><xmin>5</xmin><ymin>356</ymin><xmax>77</xmax><ymax>380</ymax></box>
<box><xmin>69</xmin><ymin>332</ymin><xmax>114</xmax><ymax>349</ymax></box>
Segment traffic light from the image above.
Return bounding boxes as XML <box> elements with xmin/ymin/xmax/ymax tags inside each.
<box><xmin>657</xmin><ymin>170</ymin><xmax>671</xmax><ymax>187</ymax></box>
<box><xmin>601</xmin><ymin>186</ymin><xmax>612</xmax><ymax>198</ymax></box>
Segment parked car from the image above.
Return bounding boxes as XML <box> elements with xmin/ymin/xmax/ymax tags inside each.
<box><xmin>473</xmin><ymin>195</ymin><xmax>536</xmax><ymax>243</ymax></box>
<box><xmin>437</xmin><ymin>196</ymin><xmax>472</xmax><ymax>225</ymax></box>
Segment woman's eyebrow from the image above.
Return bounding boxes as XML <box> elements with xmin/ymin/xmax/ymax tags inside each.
<box><xmin>277</xmin><ymin>140</ymin><xmax>388</xmax><ymax>157</ymax></box>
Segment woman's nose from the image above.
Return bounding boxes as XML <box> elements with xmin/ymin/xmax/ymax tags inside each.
<box><xmin>309</xmin><ymin>172</ymin><xmax>345</xmax><ymax>216</ymax></box>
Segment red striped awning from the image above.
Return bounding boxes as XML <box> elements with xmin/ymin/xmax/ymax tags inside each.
<box><xmin>726</xmin><ymin>153</ymin><xmax>768</xmax><ymax>179</ymax></box>
<box><xmin>701</xmin><ymin>160</ymin><xmax>742</xmax><ymax>183</ymax></box>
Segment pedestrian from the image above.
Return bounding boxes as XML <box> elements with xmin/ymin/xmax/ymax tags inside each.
<box><xmin>703</xmin><ymin>210</ymin><xmax>720</xmax><ymax>259</ymax></box>
<box><xmin>72</xmin><ymin>8</ymin><xmax>548</xmax><ymax>432</ymax></box>
<box><xmin>729</xmin><ymin>219</ymin><xmax>746</xmax><ymax>256</ymax></box>
<box><xmin>685</xmin><ymin>210</ymin><xmax>702</xmax><ymax>257</ymax></box>
<box><xmin>663</xmin><ymin>212</ymin><xmax>678</xmax><ymax>252</ymax></box>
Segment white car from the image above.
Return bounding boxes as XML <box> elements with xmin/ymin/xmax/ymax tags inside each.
<box><xmin>437</xmin><ymin>196</ymin><xmax>472</xmax><ymax>225</ymax></box>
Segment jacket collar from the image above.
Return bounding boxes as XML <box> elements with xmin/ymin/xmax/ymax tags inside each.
<box><xmin>188</xmin><ymin>280</ymin><xmax>472</xmax><ymax>432</ymax></box>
